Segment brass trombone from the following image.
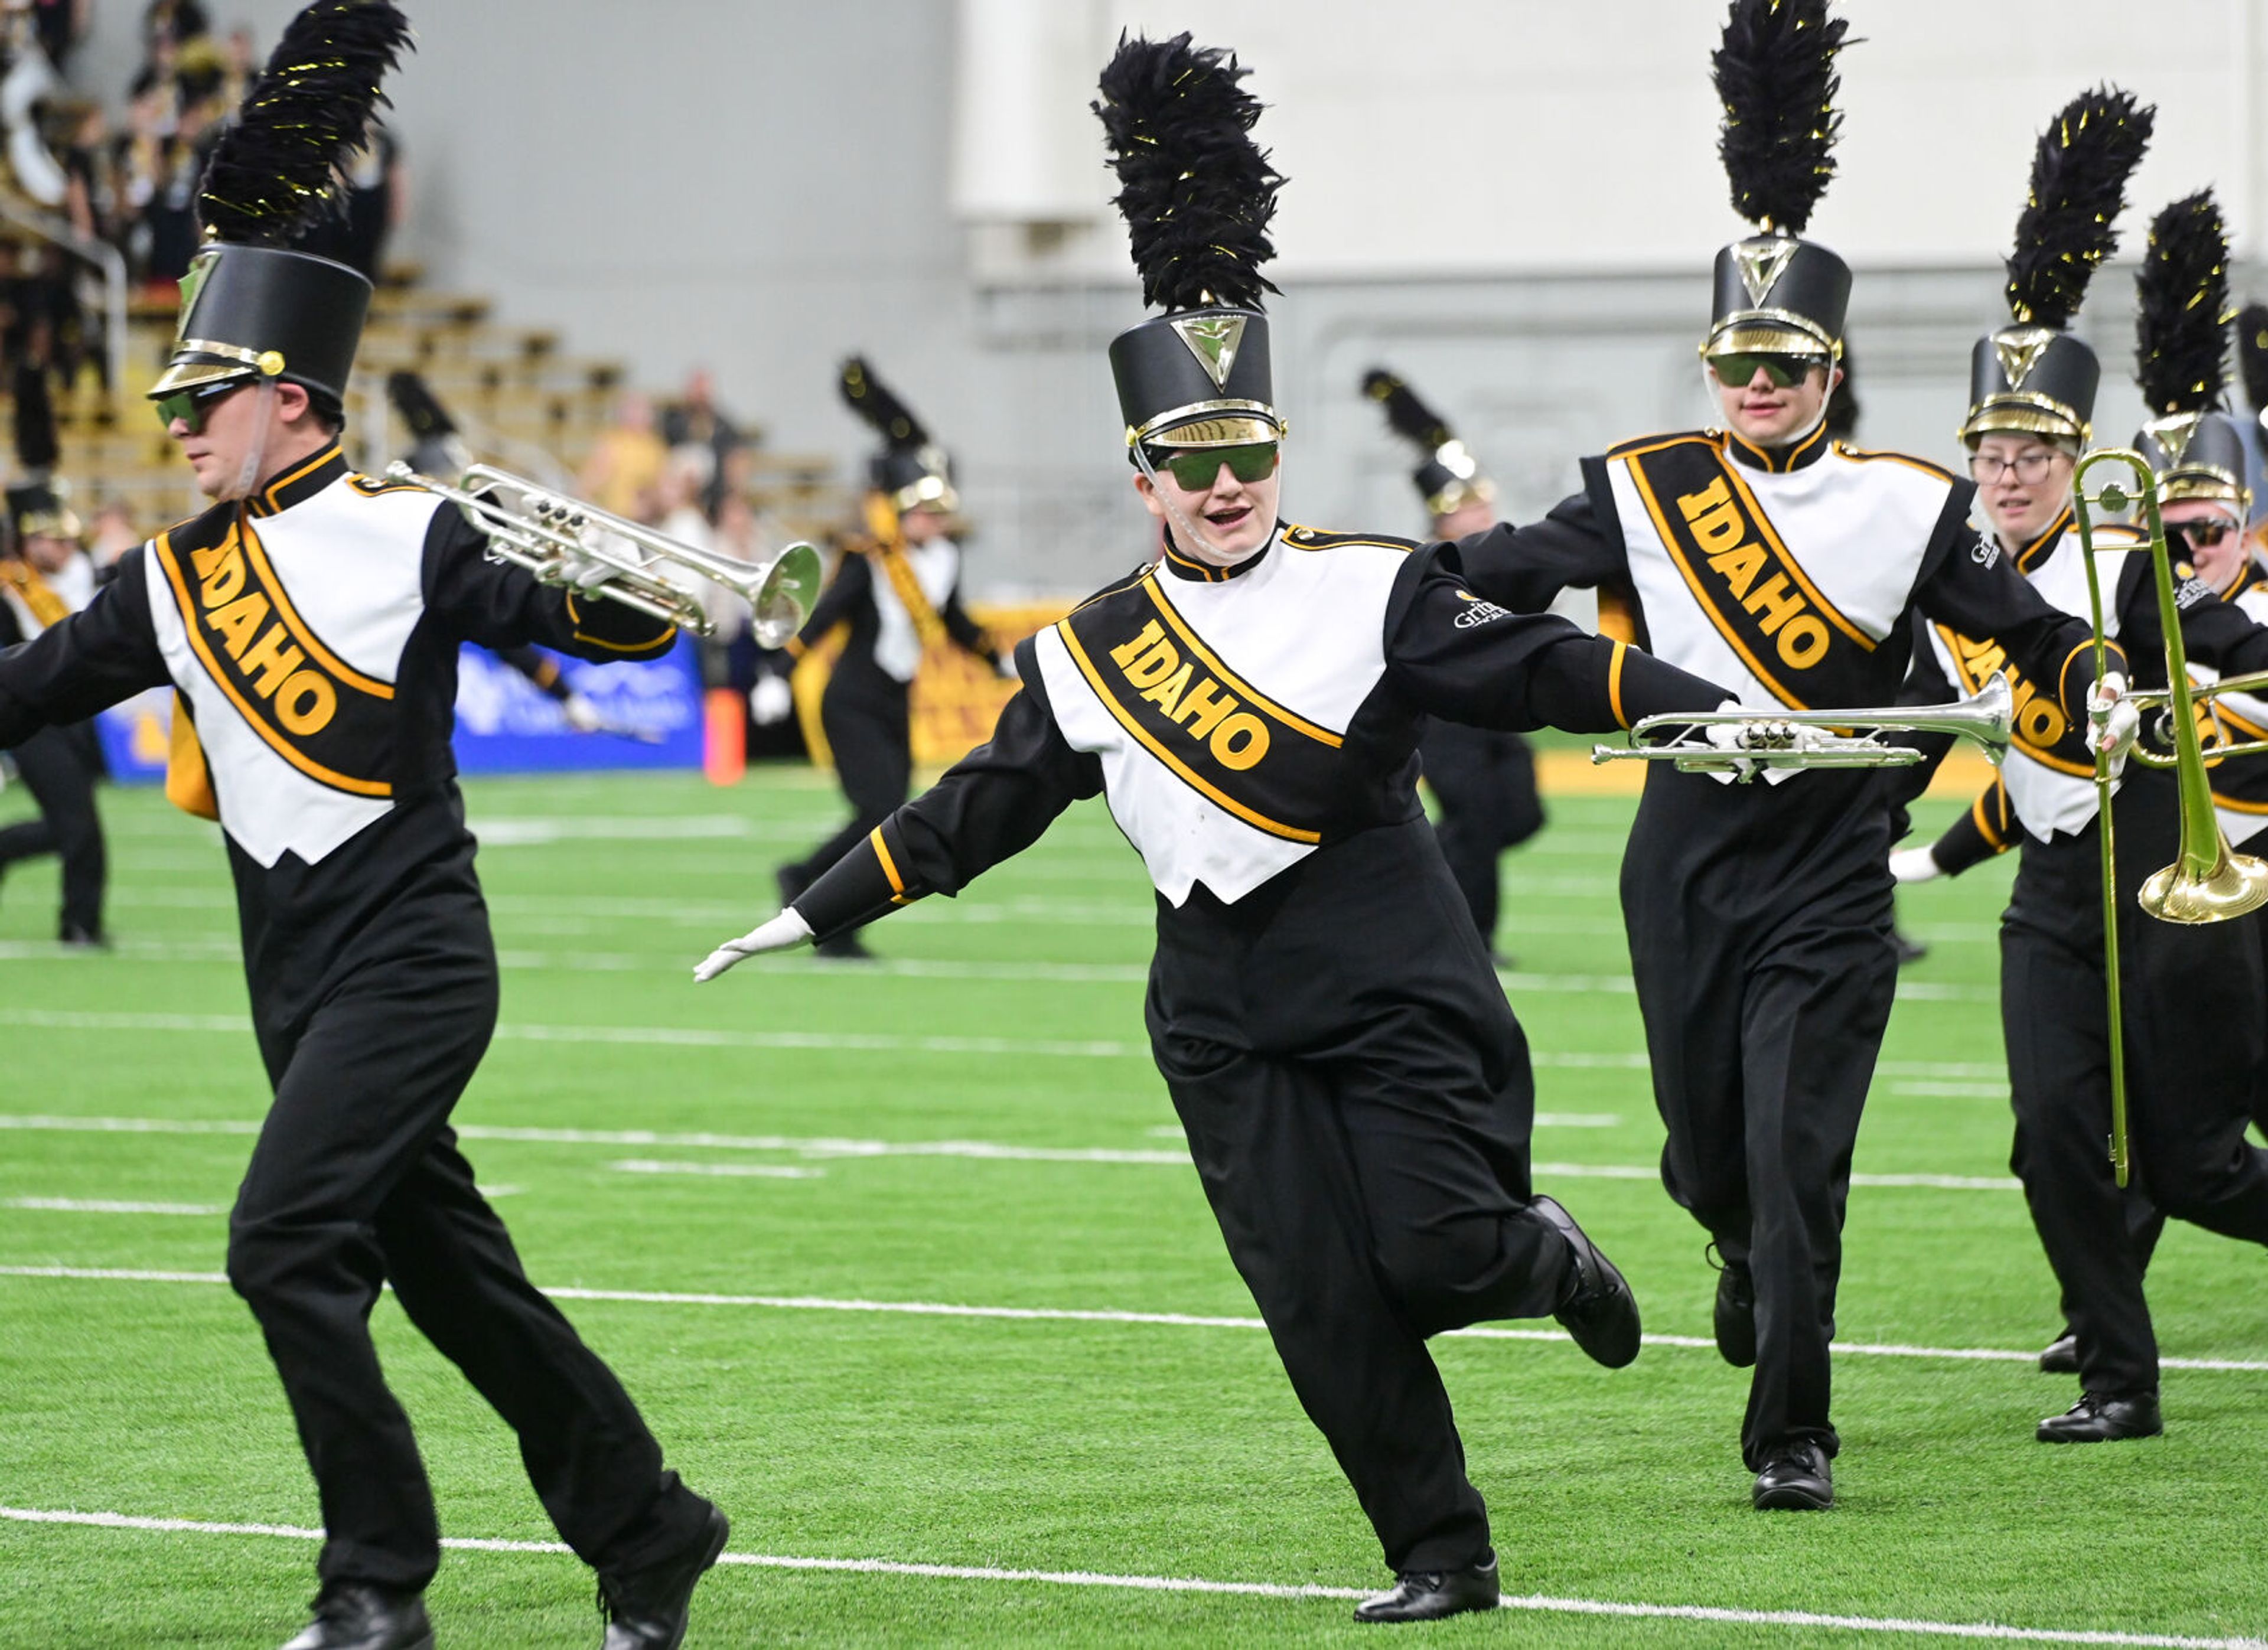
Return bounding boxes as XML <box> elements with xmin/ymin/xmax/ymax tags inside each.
<box><xmin>386</xmin><ymin>461</ymin><xmax>825</xmax><ymax>645</ymax></box>
<box><xmin>2071</xmin><ymin>448</ymin><xmax>2268</xmax><ymax>1185</ymax></box>
<box><xmin>1589</xmin><ymin>673</ymin><xmax>2013</xmax><ymax>780</ymax></box>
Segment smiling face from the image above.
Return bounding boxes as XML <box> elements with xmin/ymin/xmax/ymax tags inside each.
<box><xmin>1969</xmin><ymin>433</ymin><xmax>2075</xmax><ymax>548</ymax></box>
<box><xmin>2161</xmin><ymin>497</ymin><xmax>2249</xmax><ymax>592</ymax></box>
<box><xmin>1709</xmin><ymin>359</ymin><xmax>1837</xmax><ymax>448</ymax></box>
<box><xmin>1133</xmin><ymin>444</ymin><xmax>1282</xmax><ymax>565</ymax></box>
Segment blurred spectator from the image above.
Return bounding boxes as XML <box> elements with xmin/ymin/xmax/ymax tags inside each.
<box><xmin>140</xmin><ymin>60</ymin><xmax>224</xmax><ymax>286</ymax></box>
<box><xmin>578</xmin><ymin>392</ymin><xmax>668</xmax><ymax>521</ymax></box>
<box><xmin>661</xmin><ymin>368</ymin><xmax>748</xmax><ymax>517</ymax></box>
<box><xmin>298</xmin><ymin>117</ymin><xmax>406</xmax><ymax>281</ymax></box>
<box><xmin>29</xmin><ymin>0</ymin><xmax>89</xmax><ymax>72</ymax></box>
<box><xmin>86</xmin><ymin>499</ymin><xmax>139</xmax><ymax>576</ymax></box>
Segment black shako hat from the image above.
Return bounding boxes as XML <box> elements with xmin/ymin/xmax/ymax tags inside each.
<box><xmin>1095</xmin><ymin>32</ymin><xmax>1285</xmax><ymax>454</ymax></box>
<box><xmin>2133</xmin><ymin>191</ymin><xmax>2249</xmax><ymax>511</ymax></box>
<box><xmin>1961</xmin><ymin>88</ymin><xmax>2151</xmax><ymax>451</ymax></box>
<box><xmin>838</xmin><ymin>357</ymin><xmax>957</xmax><ymax>515</ymax></box>
<box><xmin>148</xmin><ymin>1</ymin><xmax>411</xmax><ymax>406</ymax></box>
<box><xmin>1361</xmin><ymin>369</ymin><xmax>1492</xmax><ymax>519</ymax></box>
<box><xmin>1702</xmin><ymin>0</ymin><xmax>1851</xmax><ymax>363</ymax></box>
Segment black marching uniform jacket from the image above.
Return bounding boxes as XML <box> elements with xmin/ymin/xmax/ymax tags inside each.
<box><xmin>0</xmin><ymin>552</ymin><xmax>106</xmax><ymax>940</ymax></box>
<box><xmin>1909</xmin><ymin>513</ymin><xmax>2268</xmax><ymax>1397</ymax></box>
<box><xmin>793</xmin><ymin>522</ymin><xmax>1728</xmax><ymax>1574</ymax></box>
<box><xmin>780</xmin><ymin>536</ymin><xmax>1000</xmax><ymax>891</ymax></box>
<box><xmin>0</xmin><ymin>444</ymin><xmax>713</xmax><ymax>1590</ymax></box>
<box><xmin>1454</xmin><ymin>423</ymin><xmax>2114</xmax><ymax>1468</ymax></box>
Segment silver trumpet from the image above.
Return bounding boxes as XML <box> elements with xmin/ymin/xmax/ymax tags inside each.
<box><xmin>385</xmin><ymin>461</ymin><xmax>824</xmax><ymax>645</ymax></box>
<box><xmin>1591</xmin><ymin>672</ymin><xmax>2013</xmax><ymax>782</ymax></box>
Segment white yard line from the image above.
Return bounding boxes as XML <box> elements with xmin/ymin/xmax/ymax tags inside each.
<box><xmin>608</xmin><ymin>1160</ymin><xmax>826</xmax><ymax>1179</ymax></box>
<box><xmin>3</xmin><ymin>1266</ymin><xmax>2261</xmax><ymax>1372</ymax></box>
<box><xmin>0</xmin><ymin>1506</ymin><xmax>2254</xmax><ymax>1648</ymax></box>
<box><xmin>1</xmin><ymin>1196</ymin><xmax>226</xmax><ymax>1215</ymax></box>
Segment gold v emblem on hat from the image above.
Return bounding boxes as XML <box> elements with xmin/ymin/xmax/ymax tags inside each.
<box><xmin>1734</xmin><ymin>239</ymin><xmax>1798</xmax><ymax>309</ymax></box>
<box><xmin>2149</xmin><ymin>410</ymin><xmax>2204</xmax><ymax>467</ymax></box>
<box><xmin>1995</xmin><ymin>327</ymin><xmax>2056</xmax><ymax>391</ymax></box>
<box><xmin>1172</xmin><ymin>314</ymin><xmax>1246</xmax><ymax>389</ymax></box>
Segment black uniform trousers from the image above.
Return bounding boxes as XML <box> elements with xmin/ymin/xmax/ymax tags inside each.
<box><xmin>1420</xmin><ymin>722</ymin><xmax>1543</xmax><ymax>950</ymax></box>
<box><xmin>785</xmin><ymin>665</ymin><xmax>913</xmax><ymax>895</ymax></box>
<box><xmin>0</xmin><ymin>720</ymin><xmax>105</xmax><ymax>937</ymax></box>
<box><xmin>1146</xmin><ymin>821</ymin><xmax>1574</xmax><ymax>1575</ymax></box>
<box><xmin>226</xmin><ymin>875</ymin><xmax>708</xmax><ymax>1592</ymax></box>
<box><xmin>1621</xmin><ymin>765</ymin><xmax>1898</xmax><ymax>1470</ymax></box>
<box><xmin>1998</xmin><ymin>779</ymin><xmax>2268</xmax><ymax>1395</ymax></box>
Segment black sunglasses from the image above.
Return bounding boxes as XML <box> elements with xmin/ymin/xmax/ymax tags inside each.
<box><xmin>2174</xmin><ymin>519</ymin><xmax>2235</xmax><ymax>549</ymax></box>
<box><xmin>1710</xmin><ymin>352</ymin><xmax>1829</xmax><ymax>389</ymax></box>
<box><xmin>154</xmin><ymin>377</ymin><xmax>249</xmax><ymax>434</ymax></box>
<box><xmin>1152</xmin><ymin>441</ymin><xmax>1280</xmax><ymax>491</ymax></box>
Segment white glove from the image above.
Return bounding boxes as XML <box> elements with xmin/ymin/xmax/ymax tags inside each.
<box><xmin>1889</xmin><ymin>845</ymin><xmax>1943</xmax><ymax>884</ymax></box>
<box><xmin>694</xmin><ymin>907</ymin><xmax>814</xmax><ymax>981</ymax></box>
<box><xmin>749</xmin><ymin>673</ymin><xmax>794</xmax><ymax>726</ymax></box>
<box><xmin>562</xmin><ymin>692</ymin><xmax>606</xmax><ymax>733</ymax></box>
<box><xmin>2088</xmin><ymin>670</ymin><xmax>2139</xmax><ymax>770</ymax></box>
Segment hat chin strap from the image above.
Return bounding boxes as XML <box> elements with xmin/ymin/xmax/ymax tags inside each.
<box><xmin>1133</xmin><ymin>444</ymin><xmax>1272</xmax><ymax>568</ymax></box>
<box><xmin>224</xmin><ymin>377</ymin><xmax>281</xmax><ymax>503</ymax></box>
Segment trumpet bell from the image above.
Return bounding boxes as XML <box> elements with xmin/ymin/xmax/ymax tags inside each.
<box><xmin>2136</xmin><ymin>837</ymin><xmax>2268</xmax><ymax>924</ymax></box>
<box><xmin>749</xmin><ymin>542</ymin><xmax>823</xmax><ymax>650</ymax></box>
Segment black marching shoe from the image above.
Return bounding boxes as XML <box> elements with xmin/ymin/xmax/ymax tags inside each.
<box><xmin>812</xmin><ymin>931</ymin><xmax>876</xmax><ymax>961</ymax></box>
<box><xmin>1353</xmin><ymin>1551</ymin><xmax>1499</xmax><ymax>1623</ymax></box>
<box><xmin>1751</xmin><ymin>1441</ymin><xmax>1834</xmax><ymax>1511</ymax></box>
<box><xmin>597</xmin><ymin>1505</ymin><xmax>731</xmax><ymax>1649</ymax></box>
<box><xmin>2038</xmin><ymin>1332</ymin><xmax>2080</xmax><ymax>1374</ymax></box>
<box><xmin>279</xmin><ymin>1583</ymin><xmax>432</xmax><ymax>1650</ymax></box>
<box><xmin>1529</xmin><ymin>1196</ymin><xmax>1641</xmax><ymax>1368</ymax></box>
<box><xmin>1891</xmin><ymin>928</ymin><xmax>1928</xmax><ymax>966</ymax></box>
<box><xmin>1709</xmin><ymin>1245</ymin><xmax>1756</xmax><ymax>1369</ymax></box>
<box><xmin>2037</xmin><ymin>1390</ymin><xmax>2162</xmax><ymax>1443</ymax></box>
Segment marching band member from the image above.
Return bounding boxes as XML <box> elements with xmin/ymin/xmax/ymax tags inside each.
<box><xmin>1902</xmin><ymin>183</ymin><xmax>2268</xmax><ymax>1443</ymax></box>
<box><xmin>0</xmin><ymin>10</ymin><xmax>725</xmax><ymax>1645</ymax></box>
<box><xmin>0</xmin><ymin>467</ymin><xmax>107</xmax><ymax>946</ymax></box>
<box><xmin>1449</xmin><ymin>6</ymin><xmax>2129</xmax><ymax>1508</ymax></box>
<box><xmin>773</xmin><ymin>358</ymin><xmax>1008</xmax><ymax>958</ymax></box>
<box><xmin>699</xmin><ymin>33</ymin><xmax>1741</xmax><ymax>1622</ymax></box>
<box><xmin>1362</xmin><ymin>369</ymin><xmax>1544</xmax><ymax>963</ymax></box>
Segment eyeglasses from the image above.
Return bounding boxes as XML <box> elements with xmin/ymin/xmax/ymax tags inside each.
<box><xmin>1152</xmin><ymin>442</ymin><xmax>1280</xmax><ymax>492</ymax></box>
<box><xmin>1709</xmin><ymin>353</ymin><xmax>1829</xmax><ymax>389</ymax></box>
<box><xmin>2172</xmin><ymin>519</ymin><xmax>2236</xmax><ymax>549</ymax></box>
<box><xmin>1967</xmin><ymin>449</ymin><xmax>2065</xmax><ymax>485</ymax></box>
<box><xmin>154</xmin><ymin>378</ymin><xmax>248</xmax><ymax>434</ymax></box>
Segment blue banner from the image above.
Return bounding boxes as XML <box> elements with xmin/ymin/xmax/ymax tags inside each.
<box><xmin>93</xmin><ymin>640</ymin><xmax>704</xmax><ymax>783</ymax></box>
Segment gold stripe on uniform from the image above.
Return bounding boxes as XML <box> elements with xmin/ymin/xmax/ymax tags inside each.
<box><xmin>1141</xmin><ymin>575</ymin><xmax>1343</xmax><ymax>748</ymax></box>
<box><xmin>869</xmin><ymin>826</ymin><xmax>910</xmax><ymax>905</ymax></box>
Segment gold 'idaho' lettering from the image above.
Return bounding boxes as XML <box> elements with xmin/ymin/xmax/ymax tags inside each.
<box><xmin>1107</xmin><ymin>619</ymin><xmax>1271</xmax><ymax>770</ymax></box>
<box><xmin>1676</xmin><ymin>477</ymin><xmax>1832</xmax><ymax>670</ymax></box>
<box><xmin>1950</xmin><ymin>632</ymin><xmax>2067</xmax><ymax>749</ymax></box>
<box><xmin>191</xmin><ymin>529</ymin><xmax>340</xmax><ymax>736</ymax></box>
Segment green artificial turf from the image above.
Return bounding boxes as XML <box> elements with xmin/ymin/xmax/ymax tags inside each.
<box><xmin>1</xmin><ymin>769</ymin><xmax>2262</xmax><ymax>1646</ymax></box>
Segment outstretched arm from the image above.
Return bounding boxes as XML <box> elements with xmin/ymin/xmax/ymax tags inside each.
<box><xmin>696</xmin><ymin>647</ymin><xmax>1102</xmax><ymax>977</ymax></box>
<box><xmin>1383</xmin><ymin>543</ymin><xmax>1726</xmax><ymax>733</ymax></box>
<box><xmin>424</xmin><ymin>507</ymin><xmax>679</xmax><ymax>662</ymax></box>
<box><xmin>1452</xmin><ymin>468</ymin><xmax>1630</xmax><ymax>616</ymax></box>
<box><xmin>1894</xmin><ymin>778</ymin><xmax>2016</xmax><ymax>884</ymax></box>
<box><xmin>0</xmin><ymin>547</ymin><xmax>170</xmax><ymax>747</ymax></box>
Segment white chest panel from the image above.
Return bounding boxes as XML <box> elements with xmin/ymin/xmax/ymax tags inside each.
<box><xmin>141</xmin><ymin>484</ymin><xmax>443</xmax><ymax>869</ymax></box>
<box><xmin>872</xmin><ymin>539</ymin><xmax>960</xmax><ymax>683</ymax></box>
<box><xmin>1034</xmin><ymin>538</ymin><xmax>1404</xmax><ymax>906</ymax></box>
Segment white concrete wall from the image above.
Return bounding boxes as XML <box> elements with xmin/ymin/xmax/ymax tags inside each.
<box><xmin>59</xmin><ymin>0</ymin><xmax>2268</xmax><ymax>592</ymax></box>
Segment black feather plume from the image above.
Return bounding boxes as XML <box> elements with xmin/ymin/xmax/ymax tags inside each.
<box><xmin>839</xmin><ymin>357</ymin><xmax>928</xmax><ymax>452</ymax></box>
<box><xmin>199</xmin><ymin>1</ymin><xmax>413</xmax><ymax>249</ymax></box>
<box><xmin>1361</xmin><ymin>369</ymin><xmax>1455</xmax><ymax>452</ymax></box>
<box><xmin>1712</xmin><ymin>0</ymin><xmax>1848</xmax><ymax>235</ymax></box>
<box><xmin>2235</xmin><ymin>302</ymin><xmax>2268</xmax><ymax>413</ymax></box>
<box><xmin>1095</xmin><ymin>32</ymin><xmax>1282</xmax><ymax>312</ymax></box>
<box><xmin>2136</xmin><ymin>191</ymin><xmax>2231</xmax><ymax>416</ymax></box>
<box><xmin>2005</xmin><ymin>87</ymin><xmax>2153</xmax><ymax>328</ymax></box>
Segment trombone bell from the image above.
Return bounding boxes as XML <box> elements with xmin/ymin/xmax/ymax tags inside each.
<box><xmin>2136</xmin><ymin>831</ymin><xmax>2268</xmax><ymax>924</ymax></box>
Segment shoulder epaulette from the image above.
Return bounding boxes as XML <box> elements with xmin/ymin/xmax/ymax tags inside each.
<box><xmin>347</xmin><ymin>472</ymin><xmax>429</xmax><ymax>498</ymax></box>
<box><xmin>1833</xmin><ymin>444</ymin><xmax>1957</xmax><ymax>484</ymax></box>
<box><xmin>1605</xmin><ymin>431</ymin><xmax>1716</xmax><ymax>462</ymax></box>
<box><xmin>1281</xmin><ymin>524</ymin><xmax>1418</xmax><ymax>553</ymax></box>
<box><xmin>1064</xmin><ymin>560</ymin><xmax>1159</xmax><ymax>618</ymax></box>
